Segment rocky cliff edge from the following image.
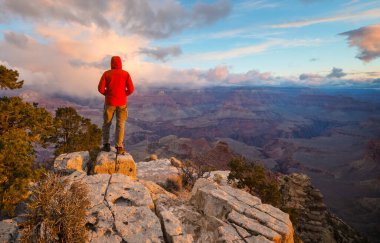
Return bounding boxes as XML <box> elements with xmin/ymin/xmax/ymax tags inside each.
<box><xmin>1</xmin><ymin>150</ymin><xmax>294</xmax><ymax>243</ymax></box>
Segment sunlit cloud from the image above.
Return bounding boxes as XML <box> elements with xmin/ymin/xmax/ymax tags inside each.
<box><xmin>340</xmin><ymin>24</ymin><xmax>380</xmax><ymax>62</ymax></box>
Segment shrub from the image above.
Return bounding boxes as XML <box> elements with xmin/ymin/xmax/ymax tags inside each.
<box><xmin>180</xmin><ymin>160</ymin><xmax>213</xmax><ymax>190</ymax></box>
<box><xmin>21</xmin><ymin>173</ymin><xmax>90</xmax><ymax>242</ymax></box>
<box><xmin>150</xmin><ymin>154</ymin><xmax>158</xmax><ymax>161</ymax></box>
<box><xmin>228</xmin><ymin>157</ymin><xmax>281</xmax><ymax>207</ymax></box>
<box><xmin>165</xmin><ymin>175</ymin><xmax>183</xmax><ymax>193</ymax></box>
<box><xmin>213</xmin><ymin>173</ymin><xmax>224</xmax><ymax>185</ymax></box>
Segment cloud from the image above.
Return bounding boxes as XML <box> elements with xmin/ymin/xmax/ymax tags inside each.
<box><xmin>1</xmin><ymin>0</ymin><xmax>111</xmax><ymax>28</ymax></box>
<box><xmin>140</xmin><ymin>46</ymin><xmax>182</xmax><ymax>62</ymax></box>
<box><xmin>192</xmin><ymin>0</ymin><xmax>231</xmax><ymax>25</ymax></box>
<box><xmin>327</xmin><ymin>67</ymin><xmax>346</xmax><ymax>78</ymax></box>
<box><xmin>69</xmin><ymin>55</ymin><xmax>112</xmax><ymax>69</ymax></box>
<box><xmin>4</xmin><ymin>31</ymin><xmax>29</xmax><ymax>48</ymax></box>
<box><xmin>268</xmin><ymin>9</ymin><xmax>380</xmax><ymax>28</ymax></box>
<box><xmin>188</xmin><ymin>40</ymin><xmax>281</xmax><ymax>61</ymax></box>
<box><xmin>0</xmin><ymin>0</ymin><xmax>231</xmax><ymax>39</ymax></box>
<box><xmin>340</xmin><ymin>24</ymin><xmax>380</xmax><ymax>62</ymax></box>
<box><xmin>235</xmin><ymin>0</ymin><xmax>279</xmax><ymax>10</ymax></box>
<box><xmin>0</xmin><ymin>24</ymin><xmax>149</xmax><ymax>97</ymax></box>
<box><xmin>183</xmin><ymin>38</ymin><xmax>322</xmax><ymax>61</ymax></box>
<box><xmin>298</xmin><ymin>67</ymin><xmax>347</xmax><ymax>85</ymax></box>
<box><xmin>299</xmin><ymin>73</ymin><xmax>323</xmax><ymax>81</ymax></box>
<box><xmin>121</xmin><ymin>0</ymin><xmax>231</xmax><ymax>38</ymax></box>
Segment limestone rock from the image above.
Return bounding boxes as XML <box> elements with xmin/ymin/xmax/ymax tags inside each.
<box><xmin>113</xmin><ymin>206</ymin><xmax>163</xmax><ymax>243</ymax></box>
<box><xmin>191</xmin><ymin>178</ymin><xmax>294</xmax><ymax>243</ymax></box>
<box><xmin>94</xmin><ymin>151</ymin><xmax>136</xmax><ymax>177</ymax></box>
<box><xmin>140</xmin><ymin>180</ymin><xmax>177</xmax><ymax>202</ymax></box>
<box><xmin>54</xmin><ymin>151</ymin><xmax>89</xmax><ymax>174</ymax></box>
<box><xmin>63</xmin><ymin>173</ymin><xmax>162</xmax><ymax>242</ymax></box>
<box><xmin>11</xmin><ymin>152</ymin><xmax>300</xmax><ymax>243</ymax></box>
<box><xmin>158</xmin><ymin>210</ymin><xmax>184</xmax><ymax>242</ymax></box>
<box><xmin>137</xmin><ymin>159</ymin><xmax>181</xmax><ymax>186</ymax></box>
<box><xmin>0</xmin><ymin>219</ymin><xmax>18</xmax><ymax>243</ymax></box>
<box><xmin>106</xmin><ymin>174</ymin><xmax>154</xmax><ymax>209</ymax></box>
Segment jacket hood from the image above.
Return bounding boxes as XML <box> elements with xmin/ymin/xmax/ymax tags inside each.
<box><xmin>111</xmin><ymin>56</ymin><xmax>122</xmax><ymax>69</ymax></box>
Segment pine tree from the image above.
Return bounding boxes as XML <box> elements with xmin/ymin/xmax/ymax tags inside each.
<box><xmin>53</xmin><ymin>107</ymin><xmax>101</xmax><ymax>156</ymax></box>
<box><xmin>0</xmin><ymin>66</ymin><xmax>53</xmax><ymax>216</ymax></box>
<box><xmin>0</xmin><ymin>65</ymin><xmax>24</xmax><ymax>90</ymax></box>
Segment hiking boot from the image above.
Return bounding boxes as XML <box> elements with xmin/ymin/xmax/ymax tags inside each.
<box><xmin>116</xmin><ymin>146</ymin><xmax>127</xmax><ymax>155</ymax></box>
<box><xmin>102</xmin><ymin>143</ymin><xmax>111</xmax><ymax>152</ymax></box>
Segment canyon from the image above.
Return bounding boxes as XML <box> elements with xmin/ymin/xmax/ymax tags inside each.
<box><xmin>4</xmin><ymin>86</ymin><xmax>379</xmax><ymax>241</ymax></box>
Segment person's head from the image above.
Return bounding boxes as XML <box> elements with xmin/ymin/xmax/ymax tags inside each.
<box><xmin>111</xmin><ymin>56</ymin><xmax>122</xmax><ymax>70</ymax></box>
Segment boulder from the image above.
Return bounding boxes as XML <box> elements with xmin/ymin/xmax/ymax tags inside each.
<box><xmin>94</xmin><ymin>151</ymin><xmax>136</xmax><ymax>177</ymax></box>
<box><xmin>64</xmin><ymin>173</ymin><xmax>162</xmax><ymax>242</ymax></box>
<box><xmin>0</xmin><ymin>219</ymin><xmax>18</xmax><ymax>242</ymax></box>
<box><xmin>137</xmin><ymin>159</ymin><xmax>181</xmax><ymax>186</ymax></box>
<box><xmin>191</xmin><ymin>178</ymin><xmax>294</xmax><ymax>243</ymax></box>
<box><xmin>54</xmin><ymin>151</ymin><xmax>89</xmax><ymax>174</ymax></box>
<box><xmin>139</xmin><ymin>180</ymin><xmax>177</xmax><ymax>202</ymax></box>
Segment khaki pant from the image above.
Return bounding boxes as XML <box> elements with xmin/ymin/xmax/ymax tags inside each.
<box><xmin>102</xmin><ymin>105</ymin><xmax>128</xmax><ymax>147</ymax></box>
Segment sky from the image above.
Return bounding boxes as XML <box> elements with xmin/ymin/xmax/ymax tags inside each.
<box><xmin>0</xmin><ymin>0</ymin><xmax>380</xmax><ymax>97</ymax></box>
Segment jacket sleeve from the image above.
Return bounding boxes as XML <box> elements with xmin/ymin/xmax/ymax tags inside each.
<box><xmin>98</xmin><ymin>73</ymin><xmax>107</xmax><ymax>95</ymax></box>
<box><xmin>125</xmin><ymin>73</ymin><xmax>134</xmax><ymax>96</ymax></box>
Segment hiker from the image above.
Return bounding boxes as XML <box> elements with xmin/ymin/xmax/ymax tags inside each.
<box><xmin>98</xmin><ymin>56</ymin><xmax>134</xmax><ymax>155</ymax></box>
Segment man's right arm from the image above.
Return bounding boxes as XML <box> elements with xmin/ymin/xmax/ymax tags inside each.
<box><xmin>98</xmin><ymin>73</ymin><xmax>107</xmax><ymax>95</ymax></box>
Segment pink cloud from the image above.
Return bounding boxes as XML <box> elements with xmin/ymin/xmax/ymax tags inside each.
<box><xmin>341</xmin><ymin>24</ymin><xmax>380</xmax><ymax>62</ymax></box>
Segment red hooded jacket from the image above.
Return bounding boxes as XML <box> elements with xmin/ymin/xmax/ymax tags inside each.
<box><xmin>98</xmin><ymin>56</ymin><xmax>134</xmax><ymax>106</ymax></box>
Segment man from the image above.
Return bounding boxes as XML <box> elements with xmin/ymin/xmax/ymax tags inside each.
<box><xmin>98</xmin><ymin>56</ymin><xmax>134</xmax><ymax>155</ymax></box>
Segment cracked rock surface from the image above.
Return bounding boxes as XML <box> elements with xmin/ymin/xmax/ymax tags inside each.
<box><xmin>2</xmin><ymin>152</ymin><xmax>295</xmax><ymax>243</ymax></box>
<box><xmin>136</xmin><ymin>159</ymin><xmax>181</xmax><ymax>186</ymax></box>
<box><xmin>64</xmin><ymin>172</ymin><xmax>163</xmax><ymax>242</ymax></box>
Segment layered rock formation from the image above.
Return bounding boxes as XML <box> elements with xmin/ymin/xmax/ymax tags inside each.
<box><xmin>2</xmin><ymin>151</ymin><xmax>295</xmax><ymax>243</ymax></box>
<box><xmin>279</xmin><ymin>173</ymin><xmax>365</xmax><ymax>243</ymax></box>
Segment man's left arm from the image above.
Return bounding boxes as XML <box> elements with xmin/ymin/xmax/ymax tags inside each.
<box><xmin>125</xmin><ymin>73</ymin><xmax>134</xmax><ymax>96</ymax></box>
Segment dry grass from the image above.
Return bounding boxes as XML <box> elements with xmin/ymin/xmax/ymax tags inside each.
<box><xmin>165</xmin><ymin>175</ymin><xmax>183</xmax><ymax>194</ymax></box>
<box><xmin>21</xmin><ymin>173</ymin><xmax>90</xmax><ymax>242</ymax></box>
<box><xmin>213</xmin><ymin>173</ymin><xmax>223</xmax><ymax>185</ymax></box>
